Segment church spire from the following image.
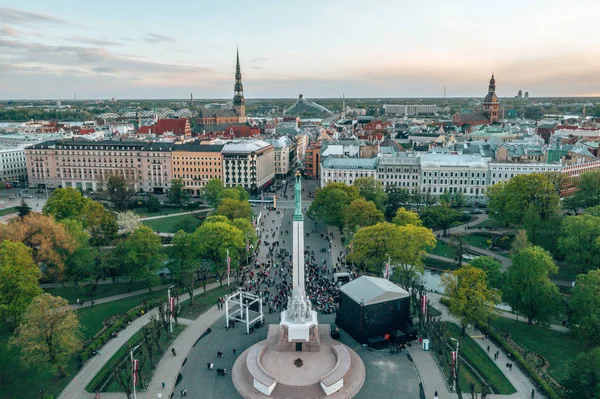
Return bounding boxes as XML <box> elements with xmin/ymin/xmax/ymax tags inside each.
<box><xmin>233</xmin><ymin>47</ymin><xmax>245</xmax><ymax>118</ymax></box>
<box><xmin>488</xmin><ymin>73</ymin><xmax>496</xmax><ymax>93</ymax></box>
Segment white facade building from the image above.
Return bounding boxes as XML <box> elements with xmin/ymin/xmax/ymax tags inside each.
<box><xmin>0</xmin><ymin>146</ymin><xmax>28</xmax><ymax>182</ymax></box>
<box><xmin>383</xmin><ymin>104</ymin><xmax>438</xmax><ymax>116</ymax></box>
<box><xmin>267</xmin><ymin>136</ymin><xmax>293</xmax><ymax>176</ymax></box>
<box><xmin>320</xmin><ymin>157</ymin><xmax>377</xmax><ymax>187</ymax></box>
<box><xmin>222</xmin><ymin>140</ymin><xmax>275</xmax><ymax>190</ymax></box>
<box><xmin>376</xmin><ymin>153</ymin><xmax>421</xmax><ymax>190</ymax></box>
<box><xmin>489</xmin><ymin>163</ymin><xmax>561</xmax><ymax>186</ymax></box>
<box><xmin>420</xmin><ymin>154</ymin><xmax>489</xmax><ymax>203</ymax></box>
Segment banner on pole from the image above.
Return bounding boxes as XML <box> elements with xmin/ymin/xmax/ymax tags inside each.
<box><xmin>246</xmin><ymin>239</ymin><xmax>250</xmax><ymax>252</ymax></box>
<box><xmin>385</xmin><ymin>263</ymin><xmax>390</xmax><ymax>279</ymax></box>
<box><xmin>451</xmin><ymin>351</ymin><xmax>457</xmax><ymax>377</ymax></box>
<box><xmin>170</xmin><ymin>297</ymin><xmax>175</xmax><ymax>318</ymax></box>
<box><xmin>132</xmin><ymin>359</ymin><xmax>139</xmax><ymax>386</ymax></box>
<box><xmin>227</xmin><ymin>255</ymin><xmax>231</xmax><ymax>276</ymax></box>
<box><xmin>421</xmin><ymin>294</ymin><xmax>427</xmax><ymax>316</ymax></box>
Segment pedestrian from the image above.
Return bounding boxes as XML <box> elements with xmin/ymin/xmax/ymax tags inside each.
<box><xmin>233</xmin><ymin>348</ymin><xmax>237</xmax><ymax>355</ymax></box>
<box><xmin>180</xmin><ymin>388</ymin><xmax>184</xmax><ymax>396</ymax></box>
<box><xmin>487</xmin><ymin>345</ymin><xmax>490</xmax><ymax>354</ymax></box>
<box><xmin>434</xmin><ymin>390</ymin><xmax>438</xmax><ymax>399</ymax></box>
<box><xmin>162</xmin><ymin>381</ymin><xmax>166</xmax><ymax>389</ymax></box>
<box><xmin>531</xmin><ymin>388</ymin><xmax>535</xmax><ymax>398</ymax></box>
<box><xmin>76</xmin><ymin>298</ymin><xmax>80</xmax><ymax>305</ymax></box>
<box><xmin>207</xmin><ymin>362</ymin><xmax>211</xmax><ymax>371</ymax></box>
<box><xmin>172</xmin><ymin>348</ymin><xmax>177</xmax><ymax>356</ymax></box>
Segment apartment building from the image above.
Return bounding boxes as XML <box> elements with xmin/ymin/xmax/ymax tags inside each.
<box><xmin>222</xmin><ymin>140</ymin><xmax>275</xmax><ymax>190</ymax></box>
<box><xmin>171</xmin><ymin>143</ymin><xmax>224</xmax><ymax>195</ymax></box>
<box><xmin>138</xmin><ymin>142</ymin><xmax>174</xmax><ymax>194</ymax></box>
<box><xmin>383</xmin><ymin>104</ymin><xmax>438</xmax><ymax>116</ymax></box>
<box><xmin>488</xmin><ymin>163</ymin><xmax>561</xmax><ymax>186</ymax></box>
<box><xmin>320</xmin><ymin>157</ymin><xmax>378</xmax><ymax>187</ymax></box>
<box><xmin>267</xmin><ymin>136</ymin><xmax>293</xmax><ymax>176</ymax></box>
<box><xmin>377</xmin><ymin>153</ymin><xmax>420</xmax><ymax>190</ymax></box>
<box><xmin>0</xmin><ymin>146</ymin><xmax>28</xmax><ymax>182</ymax></box>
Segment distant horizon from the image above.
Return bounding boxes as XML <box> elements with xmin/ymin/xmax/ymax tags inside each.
<box><xmin>2</xmin><ymin>1</ymin><xmax>600</xmax><ymax>99</ymax></box>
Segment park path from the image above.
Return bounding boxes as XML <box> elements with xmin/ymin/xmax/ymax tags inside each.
<box><xmin>67</xmin><ymin>284</ymin><xmax>171</xmax><ymax>310</ymax></box>
<box><xmin>424</xmin><ymin>292</ymin><xmax>547</xmax><ymax>398</ymax></box>
<box><xmin>138</xmin><ymin>208</ymin><xmax>212</xmax><ymax>221</ymax></box>
<box><xmin>58</xmin><ymin>281</ymin><xmax>222</xmax><ymax>399</ymax></box>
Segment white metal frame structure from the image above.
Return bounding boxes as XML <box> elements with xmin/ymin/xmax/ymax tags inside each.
<box><xmin>225</xmin><ymin>291</ymin><xmax>264</xmax><ymax>334</ymax></box>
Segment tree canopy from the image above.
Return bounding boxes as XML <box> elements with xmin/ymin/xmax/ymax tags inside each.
<box><xmin>217</xmin><ymin>198</ymin><xmax>252</xmax><ymax>220</ymax></box>
<box><xmin>203</xmin><ymin>178</ymin><xmax>224</xmax><ymax>206</ymax></box>
<box><xmin>105</xmin><ymin>174</ymin><xmax>136</xmax><ymax>211</ymax></box>
<box><xmin>43</xmin><ymin>187</ymin><xmax>89</xmax><ymax>221</ymax></box>
<box><xmin>0</xmin><ymin>240</ymin><xmax>41</xmax><ymax>321</ymax></box>
<box><xmin>194</xmin><ymin>220</ymin><xmax>244</xmax><ymax>285</ymax></box>
<box><xmin>309</xmin><ymin>183</ymin><xmax>360</xmax><ymax>228</ymax></box>
<box><xmin>468</xmin><ymin>256</ymin><xmax>504</xmax><ymax>290</ymax></box>
<box><xmin>569</xmin><ymin>270</ymin><xmax>600</xmax><ymax>346</ymax></box>
<box><xmin>343</xmin><ymin>198</ymin><xmax>384</xmax><ymax>231</ymax></box>
<box><xmin>115</xmin><ymin>225</ymin><xmax>165</xmax><ymax>290</ymax></box>
<box><xmin>558</xmin><ymin>214</ymin><xmax>600</xmax><ymax>275</ymax></box>
<box><xmin>504</xmin><ymin>246</ymin><xmax>562</xmax><ymax>325</ymax></box>
<box><xmin>392</xmin><ymin>207</ymin><xmax>423</xmax><ymax>227</ymax></box>
<box><xmin>420</xmin><ymin>201</ymin><xmax>463</xmax><ymax>236</ymax></box>
<box><xmin>353</xmin><ymin>177</ymin><xmax>388</xmax><ymax>211</ymax></box>
<box><xmin>168</xmin><ymin>178</ymin><xmax>190</xmax><ymax>207</ymax></box>
<box><xmin>564</xmin><ymin>347</ymin><xmax>600</xmax><ymax>399</ymax></box>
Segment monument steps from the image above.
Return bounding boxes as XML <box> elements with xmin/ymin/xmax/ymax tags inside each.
<box><xmin>270</xmin><ymin>382</ymin><xmax>327</xmax><ymax>399</ymax></box>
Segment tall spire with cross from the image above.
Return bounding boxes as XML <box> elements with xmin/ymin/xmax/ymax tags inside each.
<box><xmin>233</xmin><ymin>47</ymin><xmax>246</xmax><ymax>118</ymax></box>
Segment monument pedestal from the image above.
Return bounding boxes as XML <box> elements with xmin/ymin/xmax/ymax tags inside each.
<box><xmin>278</xmin><ymin>310</ymin><xmax>321</xmax><ymax>352</ymax></box>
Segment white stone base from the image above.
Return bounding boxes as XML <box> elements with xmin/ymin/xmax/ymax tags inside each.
<box><xmin>280</xmin><ymin>310</ymin><xmax>319</xmax><ymax>342</ymax></box>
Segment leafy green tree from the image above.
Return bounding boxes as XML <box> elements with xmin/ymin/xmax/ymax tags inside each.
<box><xmin>392</xmin><ymin>224</ymin><xmax>436</xmax><ymax>290</ymax></box>
<box><xmin>195</xmin><ymin>220</ymin><xmax>244</xmax><ymax>286</ymax></box>
<box><xmin>392</xmin><ymin>207</ymin><xmax>422</xmax><ymax>227</ymax></box>
<box><xmin>61</xmin><ymin>219</ymin><xmax>97</xmax><ymax>284</ymax></box>
<box><xmin>558</xmin><ymin>214</ymin><xmax>600</xmax><ymax>275</ymax></box>
<box><xmin>10</xmin><ymin>294</ymin><xmax>82</xmax><ymax>376</ymax></box>
<box><xmin>0</xmin><ymin>240</ymin><xmax>41</xmax><ymax>322</ymax></box>
<box><xmin>116</xmin><ymin>225</ymin><xmax>166</xmax><ymax>291</ymax></box>
<box><xmin>504</xmin><ymin>246</ymin><xmax>562</xmax><ymax>325</ymax></box>
<box><xmin>17</xmin><ymin>198</ymin><xmax>31</xmax><ymax>218</ymax></box>
<box><xmin>169</xmin><ymin>231</ymin><xmax>201</xmax><ymax>305</ymax></box>
<box><xmin>144</xmin><ymin>195</ymin><xmax>161</xmax><ymax>213</ymax></box>
<box><xmin>569</xmin><ymin>270</ymin><xmax>600</xmax><ymax>346</ymax></box>
<box><xmin>385</xmin><ymin>187</ymin><xmax>413</xmax><ymax>217</ymax></box>
<box><xmin>448</xmin><ymin>233</ymin><xmax>467</xmax><ymax>266</ymax></box>
<box><xmin>442</xmin><ymin>265</ymin><xmax>499</xmax><ymax>334</ymax></box>
<box><xmin>43</xmin><ymin>187</ymin><xmax>88</xmax><ymax>221</ymax></box>
<box><xmin>203</xmin><ymin>178</ymin><xmax>224</xmax><ymax>206</ymax></box>
<box><xmin>309</xmin><ymin>183</ymin><xmax>360</xmax><ymax>228</ymax></box>
<box><xmin>353</xmin><ymin>177</ymin><xmax>388</xmax><ymax>211</ymax></box>
<box><xmin>571</xmin><ymin>170</ymin><xmax>600</xmax><ymax>209</ymax></box>
<box><xmin>469</xmin><ymin>256</ymin><xmax>504</xmax><ymax>290</ymax></box>
<box><xmin>217</xmin><ymin>198</ymin><xmax>252</xmax><ymax>220</ymax></box>
<box><xmin>168</xmin><ymin>178</ymin><xmax>190</xmax><ymax>207</ymax></box>
<box><xmin>86</xmin><ymin>205</ymin><xmax>118</xmax><ymax>246</ymax></box>
<box><xmin>564</xmin><ymin>347</ymin><xmax>600</xmax><ymax>399</ymax></box>
<box><xmin>510</xmin><ymin>229</ymin><xmax>531</xmax><ymax>256</ymax></box>
<box><xmin>420</xmin><ymin>201</ymin><xmax>462</xmax><ymax>236</ymax></box>
<box><xmin>487</xmin><ymin>174</ymin><xmax>560</xmax><ymax>227</ymax></box>
<box><xmin>216</xmin><ymin>185</ymin><xmax>249</xmax><ymax>204</ymax></box>
<box><xmin>344</xmin><ymin>199</ymin><xmax>384</xmax><ymax>231</ymax></box>
<box><xmin>105</xmin><ymin>174</ymin><xmax>136</xmax><ymax>211</ymax></box>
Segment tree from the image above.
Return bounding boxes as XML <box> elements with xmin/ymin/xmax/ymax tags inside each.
<box><xmin>571</xmin><ymin>170</ymin><xmax>600</xmax><ymax>209</ymax></box>
<box><xmin>16</xmin><ymin>198</ymin><xmax>31</xmax><ymax>218</ymax></box>
<box><xmin>203</xmin><ymin>178</ymin><xmax>224</xmax><ymax>206</ymax></box>
<box><xmin>392</xmin><ymin>207</ymin><xmax>422</xmax><ymax>227</ymax></box>
<box><xmin>0</xmin><ymin>240</ymin><xmax>41</xmax><ymax>322</ymax></box>
<box><xmin>217</xmin><ymin>185</ymin><xmax>249</xmax><ymax>203</ymax></box>
<box><xmin>448</xmin><ymin>234</ymin><xmax>467</xmax><ymax>266</ymax></box>
<box><xmin>217</xmin><ymin>198</ymin><xmax>252</xmax><ymax>220</ymax></box>
<box><xmin>420</xmin><ymin>201</ymin><xmax>463</xmax><ymax>236</ymax></box>
<box><xmin>385</xmin><ymin>187</ymin><xmax>413</xmax><ymax>218</ymax></box>
<box><xmin>168</xmin><ymin>178</ymin><xmax>190</xmax><ymax>207</ymax></box>
<box><xmin>487</xmin><ymin>174</ymin><xmax>560</xmax><ymax>227</ymax></box>
<box><xmin>510</xmin><ymin>229</ymin><xmax>531</xmax><ymax>256</ymax></box>
<box><xmin>144</xmin><ymin>195</ymin><xmax>161</xmax><ymax>213</ymax></box>
<box><xmin>10</xmin><ymin>294</ymin><xmax>82</xmax><ymax>376</ymax></box>
<box><xmin>564</xmin><ymin>347</ymin><xmax>600</xmax><ymax>399</ymax></box>
<box><xmin>0</xmin><ymin>213</ymin><xmax>76</xmax><ymax>282</ymax></box>
<box><xmin>194</xmin><ymin>220</ymin><xmax>244</xmax><ymax>286</ymax></box>
<box><xmin>569</xmin><ymin>270</ymin><xmax>600</xmax><ymax>346</ymax></box>
<box><xmin>116</xmin><ymin>211</ymin><xmax>141</xmax><ymax>235</ymax></box>
<box><xmin>353</xmin><ymin>177</ymin><xmax>388</xmax><ymax>211</ymax></box>
<box><xmin>558</xmin><ymin>214</ymin><xmax>600</xmax><ymax>275</ymax></box>
<box><xmin>230</xmin><ymin>217</ymin><xmax>258</xmax><ymax>265</ymax></box>
<box><xmin>309</xmin><ymin>183</ymin><xmax>359</xmax><ymax>228</ymax></box>
<box><xmin>86</xmin><ymin>205</ymin><xmax>118</xmax><ymax>246</ymax></box>
<box><xmin>116</xmin><ymin>225</ymin><xmax>166</xmax><ymax>291</ymax></box>
<box><xmin>442</xmin><ymin>265</ymin><xmax>499</xmax><ymax>334</ymax></box>
<box><xmin>106</xmin><ymin>174</ymin><xmax>135</xmax><ymax>211</ymax></box>
<box><xmin>344</xmin><ymin>199</ymin><xmax>384</xmax><ymax>231</ymax></box>
<box><xmin>504</xmin><ymin>246</ymin><xmax>563</xmax><ymax>325</ymax></box>
<box><xmin>469</xmin><ymin>256</ymin><xmax>504</xmax><ymax>290</ymax></box>
<box><xmin>392</xmin><ymin>224</ymin><xmax>437</xmax><ymax>291</ymax></box>
<box><xmin>43</xmin><ymin>187</ymin><xmax>88</xmax><ymax>221</ymax></box>
<box><xmin>169</xmin><ymin>231</ymin><xmax>201</xmax><ymax>306</ymax></box>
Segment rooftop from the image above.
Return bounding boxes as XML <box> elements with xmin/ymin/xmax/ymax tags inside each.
<box><xmin>340</xmin><ymin>276</ymin><xmax>409</xmax><ymax>306</ymax></box>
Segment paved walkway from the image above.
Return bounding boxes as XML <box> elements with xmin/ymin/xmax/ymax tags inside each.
<box><xmin>58</xmin><ymin>281</ymin><xmax>222</xmax><ymax>399</ymax></box>
<box><xmin>138</xmin><ymin>208</ymin><xmax>212</xmax><ymax>221</ymax></box>
<box><xmin>424</xmin><ymin>292</ymin><xmax>546</xmax><ymax>398</ymax></box>
<box><xmin>68</xmin><ymin>284</ymin><xmax>171</xmax><ymax>310</ymax></box>
<box><xmin>408</xmin><ymin>345</ymin><xmax>457</xmax><ymax>399</ymax></box>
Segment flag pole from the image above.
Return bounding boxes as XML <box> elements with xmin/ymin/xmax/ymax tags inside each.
<box><xmin>227</xmin><ymin>249</ymin><xmax>230</xmax><ymax>286</ymax></box>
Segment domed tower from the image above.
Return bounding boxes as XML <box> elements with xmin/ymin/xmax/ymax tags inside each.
<box><xmin>233</xmin><ymin>48</ymin><xmax>246</xmax><ymax>121</ymax></box>
<box><xmin>482</xmin><ymin>74</ymin><xmax>500</xmax><ymax>123</ymax></box>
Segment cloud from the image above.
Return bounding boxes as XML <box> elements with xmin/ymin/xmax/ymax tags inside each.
<box><xmin>67</xmin><ymin>36</ymin><xmax>122</xmax><ymax>47</ymax></box>
<box><xmin>0</xmin><ymin>7</ymin><xmax>64</xmax><ymax>26</ymax></box>
<box><xmin>251</xmin><ymin>57</ymin><xmax>269</xmax><ymax>63</ymax></box>
<box><xmin>143</xmin><ymin>33</ymin><xmax>176</xmax><ymax>44</ymax></box>
<box><xmin>0</xmin><ymin>25</ymin><xmax>19</xmax><ymax>37</ymax></box>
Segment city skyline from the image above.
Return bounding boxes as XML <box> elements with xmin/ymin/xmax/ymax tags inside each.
<box><xmin>1</xmin><ymin>0</ymin><xmax>600</xmax><ymax>100</ymax></box>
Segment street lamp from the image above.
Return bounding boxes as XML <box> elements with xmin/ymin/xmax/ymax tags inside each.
<box><xmin>450</xmin><ymin>337</ymin><xmax>460</xmax><ymax>392</ymax></box>
<box><xmin>167</xmin><ymin>285</ymin><xmax>175</xmax><ymax>333</ymax></box>
<box><xmin>384</xmin><ymin>253</ymin><xmax>391</xmax><ymax>279</ymax></box>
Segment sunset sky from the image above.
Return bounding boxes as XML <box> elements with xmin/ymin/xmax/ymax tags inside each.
<box><xmin>1</xmin><ymin>0</ymin><xmax>599</xmax><ymax>99</ymax></box>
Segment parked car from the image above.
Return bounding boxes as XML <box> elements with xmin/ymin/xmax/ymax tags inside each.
<box><xmin>471</xmin><ymin>209</ymin><xmax>485</xmax><ymax>214</ymax></box>
<box><xmin>23</xmin><ymin>194</ymin><xmax>33</xmax><ymax>198</ymax></box>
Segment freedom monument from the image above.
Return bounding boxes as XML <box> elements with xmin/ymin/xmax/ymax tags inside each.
<box><xmin>232</xmin><ymin>170</ymin><xmax>365</xmax><ymax>399</ymax></box>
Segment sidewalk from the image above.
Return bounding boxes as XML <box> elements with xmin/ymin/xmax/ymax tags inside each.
<box><xmin>408</xmin><ymin>345</ymin><xmax>458</xmax><ymax>399</ymax></box>
<box><xmin>68</xmin><ymin>284</ymin><xmax>171</xmax><ymax>310</ymax></box>
<box><xmin>144</xmin><ymin>305</ymin><xmax>223</xmax><ymax>398</ymax></box>
<box><xmin>58</xmin><ymin>281</ymin><xmax>222</xmax><ymax>399</ymax></box>
<box><xmin>138</xmin><ymin>208</ymin><xmax>213</xmax><ymax>221</ymax></box>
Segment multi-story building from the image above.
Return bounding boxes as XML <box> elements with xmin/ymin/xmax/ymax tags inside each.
<box><xmin>222</xmin><ymin>140</ymin><xmax>275</xmax><ymax>191</ymax></box>
<box><xmin>383</xmin><ymin>104</ymin><xmax>438</xmax><ymax>116</ymax></box>
<box><xmin>304</xmin><ymin>142</ymin><xmax>321</xmax><ymax>178</ymax></box>
<box><xmin>419</xmin><ymin>154</ymin><xmax>489</xmax><ymax>203</ymax></box>
<box><xmin>488</xmin><ymin>163</ymin><xmax>561</xmax><ymax>186</ymax></box>
<box><xmin>267</xmin><ymin>137</ymin><xmax>293</xmax><ymax>176</ymax></box>
<box><xmin>171</xmin><ymin>143</ymin><xmax>224</xmax><ymax>196</ymax></box>
<box><xmin>0</xmin><ymin>146</ymin><xmax>28</xmax><ymax>183</ymax></box>
<box><xmin>376</xmin><ymin>153</ymin><xmax>420</xmax><ymax>190</ymax></box>
<box><xmin>25</xmin><ymin>140</ymin><xmax>174</xmax><ymax>193</ymax></box>
<box><xmin>320</xmin><ymin>157</ymin><xmax>378</xmax><ymax>187</ymax></box>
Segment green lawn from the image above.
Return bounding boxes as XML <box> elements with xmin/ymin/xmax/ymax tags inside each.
<box><xmin>490</xmin><ymin>317</ymin><xmax>583</xmax><ymax>385</ymax></box>
<box><xmin>0</xmin><ymin>206</ymin><xmax>18</xmax><ymax>216</ymax></box>
<box><xmin>470</xmin><ymin>218</ymin><xmax>504</xmax><ymax>229</ymax></box>
<box><xmin>44</xmin><ymin>281</ymin><xmax>150</xmax><ymax>304</ymax></box>
<box><xmin>142</xmin><ymin>214</ymin><xmax>204</xmax><ymax>233</ymax></box>
<box><xmin>133</xmin><ymin>207</ymin><xmax>188</xmax><ymax>217</ymax></box>
<box><xmin>444</xmin><ymin>323</ymin><xmax>516</xmax><ymax>394</ymax></box>
<box><xmin>463</xmin><ymin>234</ymin><xmax>491</xmax><ymax>250</ymax></box>
<box><xmin>554</xmin><ymin>261</ymin><xmax>581</xmax><ymax>283</ymax></box>
<box><xmin>77</xmin><ymin>290</ymin><xmax>167</xmax><ymax>340</ymax></box>
<box><xmin>177</xmin><ymin>285</ymin><xmax>231</xmax><ymax>320</ymax></box>
<box><xmin>429</xmin><ymin>242</ymin><xmax>456</xmax><ymax>258</ymax></box>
